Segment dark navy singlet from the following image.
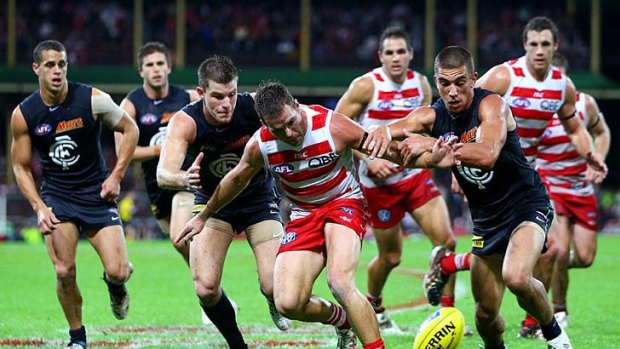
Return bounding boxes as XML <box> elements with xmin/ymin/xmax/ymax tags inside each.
<box><xmin>21</xmin><ymin>81</ymin><xmax>108</xmax><ymax>191</ymax></box>
<box><xmin>431</xmin><ymin>88</ymin><xmax>549</xmax><ymax>228</ymax></box>
<box><xmin>183</xmin><ymin>92</ymin><xmax>275</xmax><ymax>202</ymax></box>
<box><xmin>126</xmin><ymin>85</ymin><xmax>191</xmax><ymax>197</ymax></box>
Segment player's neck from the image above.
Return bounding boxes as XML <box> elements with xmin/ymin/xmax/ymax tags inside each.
<box><xmin>40</xmin><ymin>82</ymin><xmax>68</xmax><ymax>106</ymax></box>
<box><xmin>526</xmin><ymin>63</ymin><xmax>550</xmax><ymax>82</ymax></box>
<box><xmin>143</xmin><ymin>83</ymin><xmax>169</xmax><ymax>100</ymax></box>
<box><xmin>382</xmin><ymin>67</ymin><xmax>407</xmax><ymax>84</ymax></box>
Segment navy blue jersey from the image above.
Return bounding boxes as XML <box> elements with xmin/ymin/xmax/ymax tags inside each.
<box><xmin>183</xmin><ymin>92</ymin><xmax>276</xmax><ymax>202</ymax></box>
<box><xmin>126</xmin><ymin>85</ymin><xmax>191</xmax><ymax>197</ymax></box>
<box><xmin>20</xmin><ymin>81</ymin><xmax>109</xmax><ymax>191</ymax></box>
<box><xmin>431</xmin><ymin>88</ymin><xmax>549</xmax><ymax>228</ymax></box>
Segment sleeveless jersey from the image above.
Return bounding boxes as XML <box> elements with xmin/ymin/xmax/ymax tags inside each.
<box><xmin>257</xmin><ymin>105</ymin><xmax>363</xmax><ymax>220</ymax></box>
<box><xmin>537</xmin><ymin>92</ymin><xmax>593</xmax><ymax>196</ymax></box>
<box><xmin>357</xmin><ymin>67</ymin><xmax>426</xmax><ymax>187</ymax></box>
<box><xmin>126</xmin><ymin>85</ymin><xmax>191</xmax><ymax>196</ymax></box>
<box><xmin>183</xmin><ymin>92</ymin><xmax>274</xmax><ymax>200</ymax></box>
<box><xmin>431</xmin><ymin>88</ymin><xmax>548</xmax><ymax>227</ymax></box>
<box><xmin>502</xmin><ymin>56</ymin><xmax>567</xmax><ymax>164</ymax></box>
<box><xmin>20</xmin><ymin>81</ymin><xmax>109</xmax><ymax>191</ymax></box>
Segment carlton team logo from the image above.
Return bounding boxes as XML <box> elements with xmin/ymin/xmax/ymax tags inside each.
<box><xmin>456</xmin><ymin>165</ymin><xmax>493</xmax><ymax>190</ymax></box>
<box><xmin>208</xmin><ymin>153</ymin><xmax>240</xmax><ymax>178</ymax></box>
<box><xmin>149</xmin><ymin>127</ymin><xmax>167</xmax><ymax>146</ymax></box>
<box><xmin>48</xmin><ymin>135</ymin><xmax>80</xmax><ymax>170</ymax></box>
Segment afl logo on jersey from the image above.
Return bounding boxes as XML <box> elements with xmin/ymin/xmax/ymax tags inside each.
<box><xmin>140</xmin><ymin>113</ymin><xmax>158</xmax><ymax>125</ymax></box>
<box><xmin>49</xmin><ymin>135</ymin><xmax>80</xmax><ymax>170</ymax></box>
<box><xmin>35</xmin><ymin>123</ymin><xmax>52</xmax><ymax>136</ymax></box>
<box><xmin>457</xmin><ymin>165</ymin><xmax>494</xmax><ymax>190</ymax></box>
<box><xmin>403</xmin><ymin>97</ymin><xmax>421</xmax><ymax>109</ymax></box>
<box><xmin>511</xmin><ymin>97</ymin><xmax>531</xmax><ymax>109</ymax></box>
<box><xmin>208</xmin><ymin>153</ymin><xmax>240</xmax><ymax>178</ymax></box>
<box><xmin>272</xmin><ymin>164</ymin><xmax>294</xmax><ymax>174</ymax></box>
<box><xmin>378</xmin><ymin>100</ymin><xmax>394</xmax><ymax>110</ymax></box>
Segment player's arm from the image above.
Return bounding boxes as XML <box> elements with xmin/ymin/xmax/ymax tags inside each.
<box><xmin>187</xmin><ymin>89</ymin><xmax>201</xmax><ymax>102</ymax></box>
<box><xmin>585</xmin><ymin>94</ymin><xmax>610</xmax><ymax>160</ymax></box>
<box><xmin>452</xmin><ymin>94</ymin><xmax>509</xmax><ymax>169</ymax></box>
<box><xmin>10</xmin><ymin>106</ymin><xmax>60</xmax><ymax>234</ymax></box>
<box><xmin>157</xmin><ymin>111</ymin><xmax>198</xmax><ymax>189</ymax></box>
<box><xmin>420</xmin><ymin>74</ymin><xmax>433</xmax><ymax>106</ymax></box>
<box><xmin>557</xmin><ymin>83</ymin><xmax>607</xmax><ymax>175</ymax></box>
<box><xmin>115</xmin><ymin>97</ymin><xmax>160</xmax><ymax>162</ymax></box>
<box><xmin>363</xmin><ymin>106</ymin><xmax>436</xmax><ymax>159</ymax></box>
<box><xmin>475</xmin><ymin>64</ymin><xmax>511</xmax><ymax>95</ymax></box>
<box><xmin>92</xmin><ymin>88</ymin><xmax>139</xmax><ymax>202</ymax></box>
<box><xmin>335</xmin><ymin>75</ymin><xmax>373</xmax><ymax>119</ymax></box>
<box><xmin>175</xmin><ymin>135</ymin><xmax>264</xmax><ymax>244</ymax></box>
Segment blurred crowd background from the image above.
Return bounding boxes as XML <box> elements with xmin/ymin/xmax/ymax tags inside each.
<box><xmin>1</xmin><ymin>0</ymin><xmax>619</xmax><ymax>242</ymax></box>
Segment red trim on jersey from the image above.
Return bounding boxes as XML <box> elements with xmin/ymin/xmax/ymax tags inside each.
<box><xmin>373</xmin><ymin>73</ymin><xmax>384</xmax><ymax>82</ymax></box>
<box><xmin>551</xmin><ymin>70</ymin><xmax>562</xmax><ymax>79</ymax></box>
<box><xmin>260</xmin><ymin>127</ymin><xmax>276</xmax><ymax>142</ymax></box>
<box><xmin>511</xmin><ymin>87</ymin><xmax>563</xmax><ymax>100</ymax></box>
<box><xmin>267</xmin><ymin>141</ymin><xmax>332</xmax><ymax>164</ymax></box>
<box><xmin>311</xmin><ymin>113</ymin><xmax>327</xmax><ymax>130</ymax></box>
<box><xmin>540</xmin><ymin>134</ymin><xmax>570</xmax><ymax>146</ymax></box>
<box><xmin>512</xmin><ymin>107</ymin><xmax>555</xmax><ymax>120</ymax></box>
<box><xmin>406</xmin><ymin>70</ymin><xmax>414</xmax><ymax>79</ymax></box>
<box><xmin>367</xmin><ymin>109</ymin><xmax>411</xmax><ymax>120</ymax></box>
<box><xmin>512</xmin><ymin>67</ymin><xmax>525</xmax><ymax>77</ymax></box>
<box><xmin>523</xmin><ymin>147</ymin><xmax>538</xmax><ymax>156</ymax></box>
<box><xmin>378</xmin><ymin>88</ymin><xmax>420</xmax><ymax>100</ymax></box>
<box><xmin>539</xmin><ymin>163</ymin><xmax>587</xmax><ymax>176</ymax></box>
<box><xmin>537</xmin><ymin>150</ymin><xmax>580</xmax><ymax>162</ymax></box>
<box><xmin>278</xmin><ymin>160</ymin><xmax>339</xmax><ymax>182</ymax></box>
<box><xmin>508</xmin><ymin>58</ymin><xmax>519</xmax><ymax>65</ymax></box>
<box><xmin>517</xmin><ymin>127</ymin><xmax>545</xmax><ymax>138</ymax></box>
<box><xmin>280</xmin><ymin>167</ymin><xmax>348</xmax><ymax>198</ymax></box>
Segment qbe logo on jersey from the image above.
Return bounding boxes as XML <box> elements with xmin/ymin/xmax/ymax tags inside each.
<box><xmin>49</xmin><ymin>135</ymin><xmax>80</xmax><ymax>170</ymax></box>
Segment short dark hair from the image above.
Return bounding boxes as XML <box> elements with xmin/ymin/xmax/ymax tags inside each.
<box><xmin>522</xmin><ymin>16</ymin><xmax>559</xmax><ymax>43</ymax></box>
<box><xmin>379</xmin><ymin>27</ymin><xmax>412</xmax><ymax>52</ymax></box>
<box><xmin>197</xmin><ymin>55</ymin><xmax>238</xmax><ymax>89</ymax></box>
<box><xmin>33</xmin><ymin>40</ymin><xmax>66</xmax><ymax>64</ymax></box>
<box><xmin>434</xmin><ymin>46</ymin><xmax>475</xmax><ymax>75</ymax></box>
<box><xmin>254</xmin><ymin>81</ymin><xmax>295</xmax><ymax>123</ymax></box>
<box><xmin>551</xmin><ymin>52</ymin><xmax>569</xmax><ymax>72</ymax></box>
<box><xmin>138</xmin><ymin>41</ymin><xmax>171</xmax><ymax>67</ymax></box>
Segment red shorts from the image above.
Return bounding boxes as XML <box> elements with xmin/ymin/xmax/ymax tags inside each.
<box><xmin>550</xmin><ymin>191</ymin><xmax>599</xmax><ymax>231</ymax></box>
<box><xmin>278</xmin><ymin>198</ymin><xmax>367</xmax><ymax>255</ymax></box>
<box><xmin>361</xmin><ymin>170</ymin><xmax>440</xmax><ymax>229</ymax></box>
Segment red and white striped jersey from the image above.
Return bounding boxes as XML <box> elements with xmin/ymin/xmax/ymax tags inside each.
<box><xmin>257</xmin><ymin>104</ymin><xmax>363</xmax><ymax>220</ymax></box>
<box><xmin>357</xmin><ymin>67</ymin><xmax>426</xmax><ymax>187</ymax></box>
<box><xmin>502</xmin><ymin>56</ymin><xmax>567</xmax><ymax>164</ymax></box>
<box><xmin>537</xmin><ymin>92</ymin><xmax>593</xmax><ymax>196</ymax></box>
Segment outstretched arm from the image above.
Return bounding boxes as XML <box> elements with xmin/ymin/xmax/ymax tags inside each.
<box><xmin>115</xmin><ymin>98</ymin><xmax>161</xmax><ymax>162</ymax></box>
<box><xmin>175</xmin><ymin>135</ymin><xmax>265</xmax><ymax>244</ymax></box>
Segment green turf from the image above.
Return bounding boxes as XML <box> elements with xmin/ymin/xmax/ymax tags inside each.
<box><xmin>1</xmin><ymin>235</ymin><xmax>619</xmax><ymax>348</ymax></box>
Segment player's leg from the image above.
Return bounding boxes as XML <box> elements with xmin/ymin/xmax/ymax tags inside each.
<box><xmin>166</xmin><ymin>191</ymin><xmax>194</xmax><ymax>263</ymax></box>
<box><xmin>412</xmin><ymin>195</ymin><xmax>458</xmax><ymax>306</ymax></box>
<box><xmin>470</xmin><ymin>254</ymin><xmax>506</xmax><ymax>348</ymax></box>
<box><xmin>549</xmin><ymin>215</ymin><xmax>572</xmax><ymax>325</ymax></box>
<box><xmin>87</xmin><ymin>224</ymin><xmax>133</xmax><ymax>320</ymax></box>
<box><xmin>44</xmin><ymin>221</ymin><xmax>85</xmax><ymax>344</ymax></box>
<box><xmin>505</xmin><ymin>222</ymin><xmax>571</xmax><ymax>347</ymax></box>
<box><xmin>245</xmin><ymin>219</ymin><xmax>290</xmax><ymax>331</ymax></box>
<box><xmin>325</xmin><ymin>222</ymin><xmax>383</xmax><ymax>347</ymax></box>
<box><xmin>190</xmin><ymin>219</ymin><xmax>246</xmax><ymax>348</ymax></box>
<box><xmin>570</xmin><ymin>224</ymin><xmax>597</xmax><ymax>268</ymax></box>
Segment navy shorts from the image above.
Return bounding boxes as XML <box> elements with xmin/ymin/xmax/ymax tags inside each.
<box><xmin>148</xmin><ymin>188</ymin><xmax>186</xmax><ymax>220</ymax></box>
<box><xmin>471</xmin><ymin>201</ymin><xmax>554</xmax><ymax>256</ymax></box>
<box><xmin>41</xmin><ymin>184</ymin><xmax>122</xmax><ymax>232</ymax></box>
<box><xmin>193</xmin><ymin>190</ymin><xmax>282</xmax><ymax>234</ymax></box>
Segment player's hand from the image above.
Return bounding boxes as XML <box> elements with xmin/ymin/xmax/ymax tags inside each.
<box><xmin>36</xmin><ymin>207</ymin><xmax>60</xmax><ymax>235</ymax></box>
<box><xmin>175</xmin><ymin>214</ymin><xmax>207</xmax><ymax>245</ymax></box>
<box><xmin>366</xmin><ymin>158</ymin><xmax>401</xmax><ymax>179</ymax></box>
<box><xmin>399</xmin><ymin>130</ymin><xmax>435</xmax><ymax>165</ymax></box>
<box><xmin>430</xmin><ymin>135</ymin><xmax>458</xmax><ymax>166</ymax></box>
<box><xmin>585</xmin><ymin>163</ymin><xmax>607</xmax><ymax>184</ymax></box>
<box><xmin>584</xmin><ymin>152</ymin><xmax>608</xmax><ymax>183</ymax></box>
<box><xmin>100</xmin><ymin>176</ymin><xmax>121</xmax><ymax>202</ymax></box>
<box><xmin>364</xmin><ymin>125</ymin><xmax>392</xmax><ymax>159</ymax></box>
<box><xmin>186</xmin><ymin>152</ymin><xmax>204</xmax><ymax>190</ymax></box>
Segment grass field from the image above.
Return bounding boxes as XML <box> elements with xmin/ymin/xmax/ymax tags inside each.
<box><xmin>1</xmin><ymin>234</ymin><xmax>619</xmax><ymax>348</ymax></box>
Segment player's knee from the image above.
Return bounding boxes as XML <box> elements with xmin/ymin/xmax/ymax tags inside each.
<box><xmin>105</xmin><ymin>262</ymin><xmax>133</xmax><ymax>283</ymax></box>
<box><xmin>440</xmin><ymin>235</ymin><xmax>457</xmax><ymax>251</ymax></box>
<box><xmin>274</xmin><ymin>294</ymin><xmax>305</xmax><ymax>319</ymax></box>
<box><xmin>380</xmin><ymin>252</ymin><xmax>401</xmax><ymax>269</ymax></box>
<box><xmin>578</xmin><ymin>252</ymin><xmax>595</xmax><ymax>267</ymax></box>
<box><xmin>194</xmin><ymin>280</ymin><xmax>220</xmax><ymax>304</ymax></box>
<box><xmin>55</xmin><ymin>262</ymin><xmax>77</xmax><ymax>281</ymax></box>
<box><xmin>326</xmin><ymin>273</ymin><xmax>355</xmax><ymax>302</ymax></box>
<box><xmin>502</xmin><ymin>272</ymin><xmax>529</xmax><ymax>295</ymax></box>
<box><xmin>475</xmin><ymin>302</ymin><xmax>500</xmax><ymax>323</ymax></box>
